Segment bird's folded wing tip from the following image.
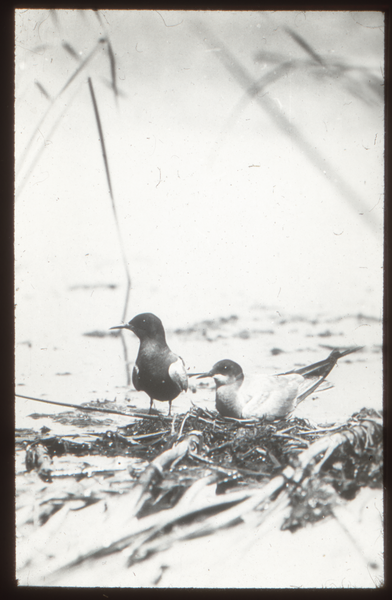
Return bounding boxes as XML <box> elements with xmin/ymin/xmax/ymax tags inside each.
<box><xmin>169</xmin><ymin>358</ymin><xmax>189</xmax><ymax>392</ymax></box>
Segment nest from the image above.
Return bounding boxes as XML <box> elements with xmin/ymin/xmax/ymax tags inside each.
<box><xmin>16</xmin><ymin>400</ymin><xmax>382</xmax><ymax>585</ymax></box>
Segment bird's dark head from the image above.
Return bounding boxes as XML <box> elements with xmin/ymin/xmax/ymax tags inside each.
<box><xmin>110</xmin><ymin>313</ymin><xmax>166</xmax><ymax>341</ymax></box>
<box><xmin>196</xmin><ymin>359</ymin><xmax>244</xmax><ymax>388</ymax></box>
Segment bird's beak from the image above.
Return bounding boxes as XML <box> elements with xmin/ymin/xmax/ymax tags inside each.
<box><xmin>110</xmin><ymin>324</ymin><xmax>129</xmax><ymax>331</ymax></box>
<box><xmin>186</xmin><ymin>371</ymin><xmax>212</xmax><ymax>379</ymax></box>
<box><xmin>195</xmin><ymin>371</ymin><xmax>213</xmax><ymax>380</ymax></box>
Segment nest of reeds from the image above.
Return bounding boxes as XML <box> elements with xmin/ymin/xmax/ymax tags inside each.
<box><xmin>16</xmin><ymin>401</ymin><xmax>382</xmax><ymax>585</ymax></box>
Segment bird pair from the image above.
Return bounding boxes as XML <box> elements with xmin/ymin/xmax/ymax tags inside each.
<box><xmin>111</xmin><ymin>313</ymin><xmax>361</xmax><ymax>420</ymax></box>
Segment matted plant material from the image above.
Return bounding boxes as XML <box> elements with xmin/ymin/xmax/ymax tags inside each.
<box><xmin>16</xmin><ymin>403</ymin><xmax>382</xmax><ymax>583</ymax></box>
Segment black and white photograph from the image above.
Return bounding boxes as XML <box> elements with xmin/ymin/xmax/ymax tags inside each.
<box><xmin>15</xmin><ymin>9</ymin><xmax>384</xmax><ymax>588</ymax></box>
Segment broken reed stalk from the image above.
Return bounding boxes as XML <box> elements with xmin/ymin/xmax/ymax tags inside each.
<box><xmin>285</xmin><ymin>414</ymin><xmax>382</xmax><ymax>481</ymax></box>
<box><xmin>87</xmin><ymin>76</ymin><xmax>131</xmax><ymax>383</ymax></box>
<box><xmin>15</xmin><ymin>393</ymin><xmax>171</xmax><ymax>421</ymax></box>
<box><xmin>134</xmin><ymin>431</ymin><xmax>202</xmax><ymax>510</ymax></box>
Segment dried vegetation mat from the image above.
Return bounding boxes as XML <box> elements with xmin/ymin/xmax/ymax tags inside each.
<box><xmin>16</xmin><ymin>404</ymin><xmax>383</xmax><ymax>585</ymax></box>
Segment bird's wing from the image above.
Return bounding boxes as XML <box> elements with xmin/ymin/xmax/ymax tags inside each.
<box><xmin>132</xmin><ymin>364</ymin><xmax>141</xmax><ymax>391</ymax></box>
<box><xmin>241</xmin><ymin>374</ymin><xmax>303</xmax><ymax>419</ymax></box>
<box><xmin>168</xmin><ymin>356</ymin><xmax>188</xmax><ymax>392</ymax></box>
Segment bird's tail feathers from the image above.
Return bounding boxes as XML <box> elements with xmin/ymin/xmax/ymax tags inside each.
<box><xmin>282</xmin><ymin>346</ymin><xmax>362</xmax><ymax>407</ymax></box>
<box><xmin>295</xmin><ymin>375</ymin><xmax>332</xmax><ymax>405</ymax></box>
<box><xmin>315</xmin><ymin>381</ymin><xmax>334</xmax><ymax>393</ymax></box>
<box><xmin>279</xmin><ymin>346</ymin><xmax>363</xmax><ymax>379</ymax></box>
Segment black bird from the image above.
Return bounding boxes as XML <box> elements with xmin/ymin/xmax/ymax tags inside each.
<box><xmin>110</xmin><ymin>313</ymin><xmax>188</xmax><ymax>415</ymax></box>
<box><xmin>193</xmin><ymin>347</ymin><xmax>362</xmax><ymax>420</ymax></box>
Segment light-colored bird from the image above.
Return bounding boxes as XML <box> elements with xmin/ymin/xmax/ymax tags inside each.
<box><xmin>194</xmin><ymin>347</ymin><xmax>362</xmax><ymax>420</ymax></box>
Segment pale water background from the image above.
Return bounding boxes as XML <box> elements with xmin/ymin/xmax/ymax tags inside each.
<box><xmin>15</xmin><ymin>10</ymin><xmax>383</xmax><ymax>418</ymax></box>
<box><xmin>15</xmin><ymin>9</ymin><xmax>383</xmax><ymax>415</ymax></box>
<box><xmin>15</xmin><ymin>11</ymin><xmax>384</xmax><ymax>587</ymax></box>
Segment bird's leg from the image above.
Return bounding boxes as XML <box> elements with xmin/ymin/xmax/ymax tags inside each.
<box><xmin>168</xmin><ymin>400</ymin><xmax>172</xmax><ymax>416</ymax></box>
<box><xmin>149</xmin><ymin>397</ymin><xmax>154</xmax><ymax>413</ymax></box>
